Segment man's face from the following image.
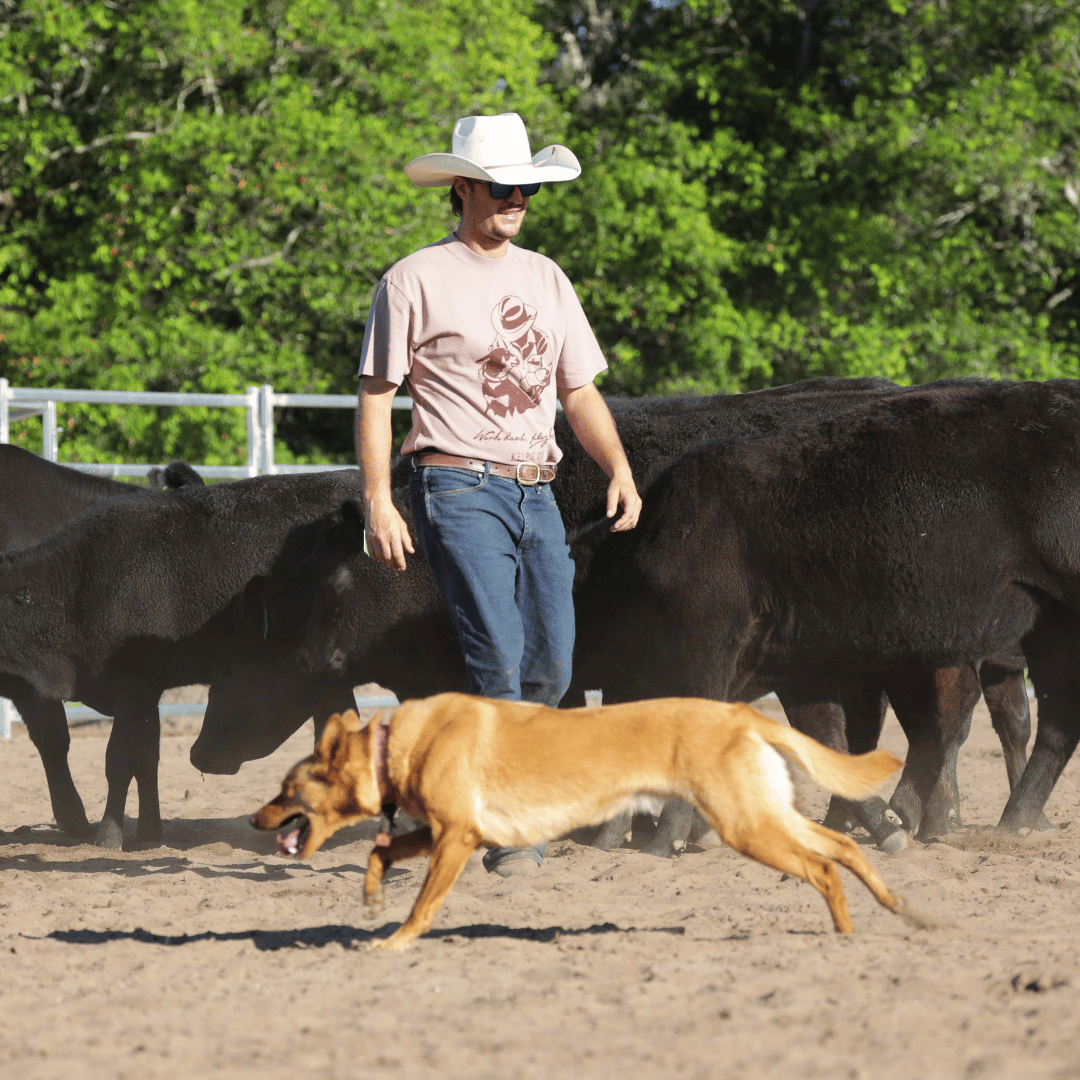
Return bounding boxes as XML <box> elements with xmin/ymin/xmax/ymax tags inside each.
<box><xmin>455</xmin><ymin>178</ymin><xmax>530</xmax><ymax>244</ymax></box>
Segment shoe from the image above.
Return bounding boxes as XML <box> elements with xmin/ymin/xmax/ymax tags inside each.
<box><xmin>482</xmin><ymin>843</ymin><xmax>547</xmax><ymax>878</ymax></box>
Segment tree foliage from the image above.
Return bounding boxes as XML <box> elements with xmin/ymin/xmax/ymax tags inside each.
<box><xmin>0</xmin><ymin>0</ymin><xmax>555</xmax><ymax>461</ymax></box>
<box><xmin>2</xmin><ymin>0</ymin><xmax>1079</xmax><ymax>461</ymax></box>
<box><xmin>528</xmin><ymin>0</ymin><xmax>1080</xmax><ymax>393</ymax></box>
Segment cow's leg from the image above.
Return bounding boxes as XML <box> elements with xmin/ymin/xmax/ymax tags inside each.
<box><xmin>779</xmin><ymin>677</ymin><xmax>906</xmax><ymax>852</ymax></box>
<box><xmin>980</xmin><ymin>650</ymin><xmax>1053</xmax><ymax>831</ymax></box>
<box><xmin>132</xmin><ymin>704</ymin><xmax>162</xmax><ymax>843</ymax></box>
<box><xmin>16</xmin><ymin>693</ymin><xmax>93</xmax><ymax>838</ymax></box>
<box><xmin>592</xmin><ymin>811</ymin><xmax>633</xmax><ymax>851</ymax></box>
<box><xmin>885</xmin><ymin>666</ymin><xmax>979</xmax><ymax>839</ymax></box>
<box><xmin>1000</xmin><ymin>615</ymin><xmax>1080</xmax><ymax>832</ymax></box>
<box><xmin>95</xmin><ymin>699</ymin><xmax>161</xmax><ymax>849</ymax></box>
<box><xmin>641</xmin><ymin>638</ymin><xmax>742</xmax><ymax>858</ymax></box>
<box><xmin>643</xmin><ymin>800</ymin><xmax>696</xmax><ymax>857</ymax></box>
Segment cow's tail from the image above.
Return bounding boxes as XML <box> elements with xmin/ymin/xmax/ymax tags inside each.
<box><xmin>761</xmin><ymin>724</ymin><xmax>903</xmax><ymax>800</ymax></box>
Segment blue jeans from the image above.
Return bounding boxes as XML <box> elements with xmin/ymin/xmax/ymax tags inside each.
<box><xmin>409</xmin><ymin>462</ymin><xmax>576</xmax><ymax>707</ymax></box>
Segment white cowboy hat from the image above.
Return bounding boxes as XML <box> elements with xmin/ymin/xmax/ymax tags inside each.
<box><xmin>405</xmin><ymin>113</ymin><xmax>581</xmax><ymax>188</ymax></box>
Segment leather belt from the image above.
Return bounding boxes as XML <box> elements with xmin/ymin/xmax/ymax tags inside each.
<box><xmin>413</xmin><ymin>452</ymin><xmax>557</xmax><ymax>485</ymax></box>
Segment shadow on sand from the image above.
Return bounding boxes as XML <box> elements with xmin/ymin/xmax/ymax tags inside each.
<box><xmin>42</xmin><ymin>921</ymin><xmax>687</xmax><ymax>951</ymax></box>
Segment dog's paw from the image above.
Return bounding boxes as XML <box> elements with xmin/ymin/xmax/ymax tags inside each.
<box><xmin>363</xmin><ymin>894</ymin><xmax>384</xmax><ymax>918</ymax></box>
<box><xmin>367</xmin><ymin>934</ymin><xmax>413</xmax><ymax>952</ymax></box>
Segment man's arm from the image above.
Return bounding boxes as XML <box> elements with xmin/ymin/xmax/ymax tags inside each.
<box><xmin>356</xmin><ymin>375</ymin><xmax>414</xmax><ymax>570</ymax></box>
<box><xmin>559</xmin><ymin>382</ymin><xmax>642</xmax><ymax>531</ymax></box>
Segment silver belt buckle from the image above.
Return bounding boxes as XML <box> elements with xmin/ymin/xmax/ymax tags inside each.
<box><xmin>514</xmin><ymin>462</ymin><xmax>541</xmax><ymax>486</ymax></box>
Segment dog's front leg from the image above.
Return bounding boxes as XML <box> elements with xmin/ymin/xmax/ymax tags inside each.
<box><xmin>364</xmin><ymin>826</ymin><xmax>433</xmax><ymax>915</ymax></box>
<box><xmin>370</xmin><ymin>826</ymin><xmax>477</xmax><ymax>951</ymax></box>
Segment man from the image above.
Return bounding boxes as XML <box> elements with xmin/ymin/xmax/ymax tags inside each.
<box><xmin>357</xmin><ymin>112</ymin><xmax>641</xmax><ymax>876</ymax></box>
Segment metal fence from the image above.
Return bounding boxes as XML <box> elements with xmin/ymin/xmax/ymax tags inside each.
<box><xmin>0</xmin><ymin>692</ymin><xmax>402</xmax><ymax>741</ymax></box>
<box><xmin>0</xmin><ymin>380</ymin><xmax>414</xmax><ymax>736</ymax></box>
<box><xmin>0</xmin><ymin>378</ymin><xmax>413</xmax><ymax>478</ymax></box>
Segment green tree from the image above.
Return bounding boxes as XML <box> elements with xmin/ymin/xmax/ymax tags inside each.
<box><xmin>529</xmin><ymin>0</ymin><xmax>1080</xmax><ymax>393</ymax></box>
<box><xmin>4</xmin><ymin>0</ymin><xmax>1080</xmax><ymax>462</ymax></box>
<box><xmin>0</xmin><ymin>0</ymin><xmax>558</xmax><ymax>463</ymax></box>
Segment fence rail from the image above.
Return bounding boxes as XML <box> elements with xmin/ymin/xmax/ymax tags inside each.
<box><xmin>0</xmin><ymin>693</ymin><xmax>402</xmax><ymax>741</ymax></box>
<box><xmin>0</xmin><ymin>378</ymin><xmax>413</xmax><ymax>478</ymax></box>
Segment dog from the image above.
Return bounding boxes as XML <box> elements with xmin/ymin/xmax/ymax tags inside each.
<box><xmin>252</xmin><ymin>692</ymin><xmax>918</xmax><ymax>950</ymax></box>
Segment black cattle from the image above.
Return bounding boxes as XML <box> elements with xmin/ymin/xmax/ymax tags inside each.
<box><xmin>0</xmin><ymin>444</ymin><xmax>142</xmax><ymax>551</ymax></box>
<box><xmin>193</xmin><ymin>378</ymin><xmax>1030</xmax><ymax>852</ymax></box>
<box><xmin>567</xmin><ymin>379</ymin><xmax>1080</xmax><ymax>848</ymax></box>
<box><xmin>191</xmin><ymin>380</ymin><xmax>902</xmax><ymax>773</ymax></box>
<box><xmin>0</xmin><ymin>445</ymin><xmax>202</xmax><ymax>837</ymax></box>
<box><xmin>0</xmin><ymin>469</ymin><xmax>359</xmax><ymax>848</ymax></box>
<box><xmin>188</xmin><ymin>490</ymin><xmax>457</xmax><ymax>775</ymax></box>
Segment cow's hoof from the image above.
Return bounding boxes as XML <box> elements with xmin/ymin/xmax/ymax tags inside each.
<box><xmin>877</xmin><ymin>829</ymin><xmax>909</xmax><ymax>854</ymax></box>
<box><xmin>642</xmin><ymin>837</ymin><xmax>682</xmax><ymax>858</ymax></box>
<box><xmin>93</xmin><ymin>820</ymin><xmax>125</xmax><ymax>850</ymax></box>
<box><xmin>823</xmin><ymin>805</ymin><xmax>855</xmax><ymax>834</ymax></box>
<box><xmin>1037</xmin><ymin>814</ymin><xmax>1055</xmax><ymax>833</ymax></box>
<box><xmin>915</xmin><ymin>813</ymin><xmax>953</xmax><ymax>842</ymax></box>
<box><xmin>58</xmin><ymin>815</ymin><xmax>94</xmax><ymax>840</ymax></box>
<box><xmin>592</xmin><ymin>813</ymin><xmax>632</xmax><ymax>851</ymax></box>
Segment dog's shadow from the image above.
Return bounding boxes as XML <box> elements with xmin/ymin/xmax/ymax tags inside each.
<box><xmin>43</xmin><ymin>921</ymin><xmax>686</xmax><ymax>951</ymax></box>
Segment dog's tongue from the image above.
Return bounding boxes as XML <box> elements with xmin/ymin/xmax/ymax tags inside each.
<box><xmin>277</xmin><ymin>826</ymin><xmax>301</xmax><ymax>856</ymax></box>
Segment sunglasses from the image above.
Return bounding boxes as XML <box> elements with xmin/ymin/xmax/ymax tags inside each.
<box><xmin>485</xmin><ymin>181</ymin><xmax>541</xmax><ymax>199</ymax></box>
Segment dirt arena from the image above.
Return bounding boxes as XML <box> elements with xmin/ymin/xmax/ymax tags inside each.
<box><xmin>3</xmin><ymin>688</ymin><xmax>1080</xmax><ymax>1080</ymax></box>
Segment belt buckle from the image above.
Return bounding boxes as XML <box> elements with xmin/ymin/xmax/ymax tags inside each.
<box><xmin>514</xmin><ymin>462</ymin><xmax>541</xmax><ymax>486</ymax></box>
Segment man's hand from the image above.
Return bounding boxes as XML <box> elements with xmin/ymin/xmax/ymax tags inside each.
<box><xmin>357</xmin><ymin>375</ymin><xmax>413</xmax><ymax>571</ymax></box>
<box><xmin>561</xmin><ymin>382</ymin><xmax>642</xmax><ymax>532</ymax></box>
<box><xmin>364</xmin><ymin>494</ymin><xmax>414</xmax><ymax>571</ymax></box>
<box><xmin>606</xmin><ymin>472</ymin><xmax>642</xmax><ymax>532</ymax></box>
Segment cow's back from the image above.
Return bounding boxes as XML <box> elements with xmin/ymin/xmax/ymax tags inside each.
<box><xmin>617</xmin><ymin>380</ymin><xmax>1080</xmax><ymax>680</ymax></box>
<box><xmin>0</xmin><ymin>444</ymin><xmax>141</xmax><ymax>552</ymax></box>
<box><xmin>0</xmin><ymin>468</ymin><xmax>366</xmax><ymax>698</ymax></box>
<box><xmin>552</xmin><ymin>379</ymin><xmax>908</xmax><ymax>532</ymax></box>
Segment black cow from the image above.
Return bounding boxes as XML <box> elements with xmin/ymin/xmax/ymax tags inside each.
<box><xmin>193</xmin><ymin>378</ymin><xmax>1032</xmax><ymax>851</ymax></box>
<box><xmin>0</xmin><ymin>445</ymin><xmax>201</xmax><ymax>837</ymax></box>
<box><xmin>191</xmin><ymin>380</ymin><xmax>901</xmax><ymax>773</ymax></box>
<box><xmin>188</xmin><ymin>490</ymin><xmax>456</xmax><ymax>775</ymax></box>
<box><xmin>0</xmin><ymin>469</ymin><xmax>360</xmax><ymax>848</ymax></box>
<box><xmin>567</xmin><ymin>379</ymin><xmax>1080</xmax><ymax>847</ymax></box>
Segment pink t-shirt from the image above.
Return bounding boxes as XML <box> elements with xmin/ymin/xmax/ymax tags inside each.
<box><xmin>358</xmin><ymin>234</ymin><xmax>607</xmax><ymax>465</ymax></box>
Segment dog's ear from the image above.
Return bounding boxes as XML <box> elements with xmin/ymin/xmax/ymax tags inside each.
<box><xmin>335</xmin><ymin>709</ymin><xmax>362</xmax><ymax>733</ymax></box>
<box><xmin>315</xmin><ymin>710</ymin><xmax>363</xmax><ymax>764</ymax></box>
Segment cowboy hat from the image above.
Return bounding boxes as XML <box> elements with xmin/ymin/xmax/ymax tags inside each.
<box><xmin>404</xmin><ymin>113</ymin><xmax>581</xmax><ymax>188</ymax></box>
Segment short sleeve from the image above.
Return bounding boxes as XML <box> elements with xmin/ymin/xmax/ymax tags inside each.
<box><xmin>552</xmin><ymin>267</ymin><xmax>607</xmax><ymax>391</ymax></box>
<box><xmin>358</xmin><ymin>278</ymin><xmax>413</xmax><ymax>385</ymax></box>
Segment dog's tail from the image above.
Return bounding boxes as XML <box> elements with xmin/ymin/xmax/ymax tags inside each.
<box><xmin>761</xmin><ymin>724</ymin><xmax>903</xmax><ymax>799</ymax></box>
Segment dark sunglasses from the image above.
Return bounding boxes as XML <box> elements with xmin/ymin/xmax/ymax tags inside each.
<box><xmin>486</xmin><ymin>181</ymin><xmax>541</xmax><ymax>199</ymax></box>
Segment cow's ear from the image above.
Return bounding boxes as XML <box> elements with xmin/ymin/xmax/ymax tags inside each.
<box><xmin>340</xmin><ymin>500</ymin><xmax>365</xmax><ymax>539</ymax></box>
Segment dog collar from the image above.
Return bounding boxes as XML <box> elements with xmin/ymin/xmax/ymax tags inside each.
<box><xmin>374</xmin><ymin>720</ymin><xmax>396</xmax><ymax>848</ymax></box>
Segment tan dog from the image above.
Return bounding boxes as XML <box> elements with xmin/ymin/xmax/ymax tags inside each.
<box><xmin>252</xmin><ymin>692</ymin><xmax>915</xmax><ymax>950</ymax></box>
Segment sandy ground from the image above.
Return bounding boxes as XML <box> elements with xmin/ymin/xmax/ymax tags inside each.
<box><xmin>3</xmin><ymin>689</ymin><xmax>1080</xmax><ymax>1080</ymax></box>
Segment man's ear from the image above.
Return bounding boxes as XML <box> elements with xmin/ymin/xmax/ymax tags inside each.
<box><xmin>451</xmin><ymin>175</ymin><xmax>472</xmax><ymax>204</ymax></box>
<box><xmin>316</xmin><ymin>710</ymin><xmax>363</xmax><ymax>762</ymax></box>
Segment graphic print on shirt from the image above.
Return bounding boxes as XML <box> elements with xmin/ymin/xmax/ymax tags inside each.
<box><xmin>476</xmin><ymin>296</ymin><xmax>552</xmax><ymax>418</ymax></box>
